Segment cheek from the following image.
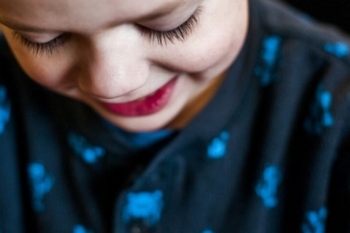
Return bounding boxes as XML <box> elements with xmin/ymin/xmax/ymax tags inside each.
<box><xmin>153</xmin><ymin>0</ymin><xmax>248</xmax><ymax>78</ymax></box>
<box><xmin>9</xmin><ymin>46</ymin><xmax>72</xmax><ymax>89</ymax></box>
<box><xmin>182</xmin><ymin>35</ymin><xmax>241</xmax><ymax>72</ymax></box>
<box><xmin>1</xmin><ymin>30</ymin><xmax>73</xmax><ymax>90</ymax></box>
<box><xmin>163</xmin><ymin>29</ymin><xmax>246</xmax><ymax>80</ymax></box>
<box><xmin>19</xmin><ymin>56</ymin><xmax>67</xmax><ymax>87</ymax></box>
<box><xmin>155</xmin><ymin>4</ymin><xmax>248</xmax><ymax>78</ymax></box>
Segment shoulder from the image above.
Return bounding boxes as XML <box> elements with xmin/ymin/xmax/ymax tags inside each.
<box><xmin>252</xmin><ymin>0</ymin><xmax>350</xmax><ymax>89</ymax></box>
<box><xmin>255</xmin><ymin>0</ymin><xmax>350</xmax><ymax>68</ymax></box>
<box><xmin>251</xmin><ymin>0</ymin><xmax>350</xmax><ymax>137</ymax></box>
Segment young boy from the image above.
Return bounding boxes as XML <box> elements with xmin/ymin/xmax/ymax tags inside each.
<box><xmin>0</xmin><ymin>0</ymin><xmax>349</xmax><ymax>232</ymax></box>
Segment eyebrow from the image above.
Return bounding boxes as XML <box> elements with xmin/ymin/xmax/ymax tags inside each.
<box><xmin>0</xmin><ymin>18</ymin><xmax>53</xmax><ymax>33</ymax></box>
<box><xmin>0</xmin><ymin>1</ymin><xmax>185</xmax><ymax>33</ymax></box>
<box><xmin>0</xmin><ymin>11</ymin><xmax>171</xmax><ymax>33</ymax></box>
<box><xmin>138</xmin><ymin>4</ymin><xmax>179</xmax><ymax>21</ymax></box>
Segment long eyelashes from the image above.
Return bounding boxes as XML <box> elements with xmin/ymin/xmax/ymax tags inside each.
<box><xmin>13</xmin><ymin>7</ymin><xmax>202</xmax><ymax>55</ymax></box>
<box><xmin>12</xmin><ymin>31</ymin><xmax>69</xmax><ymax>56</ymax></box>
<box><xmin>140</xmin><ymin>7</ymin><xmax>202</xmax><ymax>45</ymax></box>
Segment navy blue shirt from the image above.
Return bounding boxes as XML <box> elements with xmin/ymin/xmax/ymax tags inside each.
<box><xmin>1</xmin><ymin>0</ymin><xmax>350</xmax><ymax>232</ymax></box>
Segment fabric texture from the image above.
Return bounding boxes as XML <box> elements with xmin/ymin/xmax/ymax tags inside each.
<box><xmin>1</xmin><ymin>0</ymin><xmax>350</xmax><ymax>232</ymax></box>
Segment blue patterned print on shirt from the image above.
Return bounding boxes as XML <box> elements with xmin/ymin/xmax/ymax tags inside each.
<box><xmin>207</xmin><ymin>131</ymin><xmax>230</xmax><ymax>159</ymax></box>
<box><xmin>255</xmin><ymin>35</ymin><xmax>282</xmax><ymax>86</ymax></box>
<box><xmin>73</xmin><ymin>224</ymin><xmax>93</xmax><ymax>233</ymax></box>
<box><xmin>255</xmin><ymin>165</ymin><xmax>282</xmax><ymax>208</ymax></box>
<box><xmin>28</xmin><ymin>162</ymin><xmax>55</xmax><ymax>212</ymax></box>
<box><xmin>304</xmin><ymin>84</ymin><xmax>333</xmax><ymax>135</ymax></box>
<box><xmin>68</xmin><ymin>132</ymin><xmax>105</xmax><ymax>164</ymax></box>
<box><xmin>0</xmin><ymin>85</ymin><xmax>11</xmax><ymax>134</ymax></box>
<box><xmin>302</xmin><ymin>207</ymin><xmax>327</xmax><ymax>233</ymax></box>
<box><xmin>123</xmin><ymin>190</ymin><xmax>164</xmax><ymax>226</ymax></box>
<box><xmin>324</xmin><ymin>42</ymin><xmax>349</xmax><ymax>58</ymax></box>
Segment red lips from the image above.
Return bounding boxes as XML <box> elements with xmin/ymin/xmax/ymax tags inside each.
<box><xmin>100</xmin><ymin>77</ymin><xmax>178</xmax><ymax>117</ymax></box>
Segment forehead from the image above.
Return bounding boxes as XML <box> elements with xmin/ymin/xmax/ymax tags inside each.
<box><xmin>0</xmin><ymin>0</ymin><xmax>197</xmax><ymax>32</ymax></box>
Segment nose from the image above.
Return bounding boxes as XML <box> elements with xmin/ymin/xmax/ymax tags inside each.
<box><xmin>77</xmin><ymin>29</ymin><xmax>149</xmax><ymax>99</ymax></box>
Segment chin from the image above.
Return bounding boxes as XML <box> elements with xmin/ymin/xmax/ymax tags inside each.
<box><xmin>105</xmin><ymin>115</ymin><xmax>172</xmax><ymax>132</ymax></box>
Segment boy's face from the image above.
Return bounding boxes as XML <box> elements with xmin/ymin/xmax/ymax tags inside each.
<box><xmin>0</xmin><ymin>0</ymin><xmax>248</xmax><ymax>132</ymax></box>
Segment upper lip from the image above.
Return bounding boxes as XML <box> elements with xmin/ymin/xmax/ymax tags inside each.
<box><xmin>99</xmin><ymin>92</ymin><xmax>151</xmax><ymax>104</ymax></box>
<box><xmin>95</xmin><ymin>76</ymin><xmax>178</xmax><ymax>104</ymax></box>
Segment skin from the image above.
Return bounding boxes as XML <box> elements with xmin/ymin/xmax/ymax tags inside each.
<box><xmin>0</xmin><ymin>0</ymin><xmax>249</xmax><ymax>132</ymax></box>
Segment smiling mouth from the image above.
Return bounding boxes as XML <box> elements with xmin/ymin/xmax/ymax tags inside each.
<box><xmin>100</xmin><ymin>76</ymin><xmax>178</xmax><ymax>117</ymax></box>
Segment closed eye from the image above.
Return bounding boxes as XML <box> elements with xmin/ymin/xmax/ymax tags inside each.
<box><xmin>139</xmin><ymin>6</ymin><xmax>202</xmax><ymax>45</ymax></box>
<box><xmin>11</xmin><ymin>6</ymin><xmax>202</xmax><ymax>55</ymax></box>
<box><xmin>12</xmin><ymin>31</ymin><xmax>69</xmax><ymax>56</ymax></box>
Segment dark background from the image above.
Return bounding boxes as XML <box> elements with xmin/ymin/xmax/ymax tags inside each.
<box><xmin>284</xmin><ymin>0</ymin><xmax>350</xmax><ymax>33</ymax></box>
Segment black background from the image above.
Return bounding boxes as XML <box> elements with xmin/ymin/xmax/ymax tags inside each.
<box><xmin>284</xmin><ymin>0</ymin><xmax>350</xmax><ymax>33</ymax></box>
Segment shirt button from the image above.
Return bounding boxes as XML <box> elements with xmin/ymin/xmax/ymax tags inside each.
<box><xmin>130</xmin><ymin>225</ymin><xmax>142</xmax><ymax>233</ymax></box>
<box><xmin>130</xmin><ymin>222</ymin><xmax>151</xmax><ymax>233</ymax></box>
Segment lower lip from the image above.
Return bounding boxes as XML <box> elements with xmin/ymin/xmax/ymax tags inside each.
<box><xmin>100</xmin><ymin>77</ymin><xmax>178</xmax><ymax>117</ymax></box>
